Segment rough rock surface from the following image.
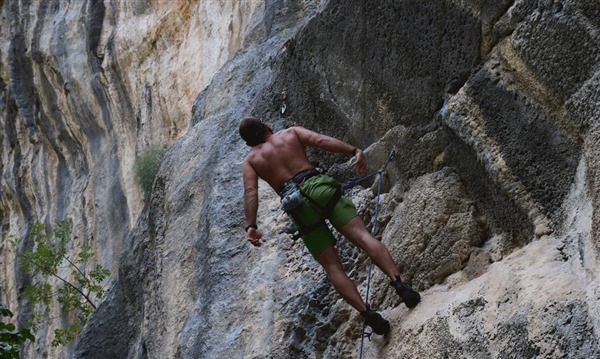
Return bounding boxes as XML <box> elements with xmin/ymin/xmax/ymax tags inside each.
<box><xmin>1</xmin><ymin>0</ymin><xmax>599</xmax><ymax>358</ymax></box>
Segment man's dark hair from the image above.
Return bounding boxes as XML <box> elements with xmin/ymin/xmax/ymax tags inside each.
<box><xmin>239</xmin><ymin>117</ymin><xmax>269</xmax><ymax>146</ymax></box>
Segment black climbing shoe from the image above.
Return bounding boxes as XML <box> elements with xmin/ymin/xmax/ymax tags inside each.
<box><xmin>361</xmin><ymin>307</ymin><xmax>390</xmax><ymax>336</ymax></box>
<box><xmin>391</xmin><ymin>277</ymin><xmax>421</xmax><ymax>308</ymax></box>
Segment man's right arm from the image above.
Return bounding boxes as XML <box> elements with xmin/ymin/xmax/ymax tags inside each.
<box><xmin>242</xmin><ymin>159</ymin><xmax>262</xmax><ymax>246</ymax></box>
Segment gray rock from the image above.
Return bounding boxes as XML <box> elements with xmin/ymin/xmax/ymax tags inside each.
<box><xmin>0</xmin><ymin>0</ymin><xmax>598</xmax><ymax>358</ymax></box>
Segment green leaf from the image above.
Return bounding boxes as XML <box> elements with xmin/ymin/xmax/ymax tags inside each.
<box><xmin>9</xmin><ymin>237</ymin><xmax>19</xmax><ymax>249</ymax></box>
<box><xmin>26</xmin><ymin>312</ymin><xmax>48</xmax><ymax>333</ymax></box>
<box><xmin>53</xmin><ymin>221</ymin><xmax>71</xmax><ymax>242</ymax></box>
<box><xmin>0</xmin><ymin>332</ymin><xmax>14</xmax><ymax>343</ymax></box>
<box><xmin>74</xmin><ymin>273</ymin><xmax>90</xmax><ymax>289</ymax></box>
<box><xmin>51</xmin><ymin>323</ymin><xmax>81</xmax><ymax>347</ymax></box>
<box><xmin>78</xmin><ymin>243</ymin><xmax>94</xmax><ymax>263</ymax></box>
<box><xmin>22</xmin><ymin>284</ymin><xmax>52</xmax><ymax>306</ymax></box>
<box><xmin>2</xmin><ymin>324</ymin><xmax>15</xmax><ymax>332</ymax></box>
<box><xmin>57</xmin><ymin>286</ymin><xmax>81</xmax><ymax>315</ymax></box>
<box><xmin>18</xmin><ymin>329</ymin><xmax>35</xmax><ymax>343</ymax></box>
<box><xmin>0</xmin><ymin>305</ymin><xmax>35</xmax><ymax>358</ymax></box>
<box><xmin>89</xmin><ymin>265</ymin><xmax>110</xmax><ymax>283</ymax></box>
<box><xmin>0</xmin><ymin>307</ymin><xmax>12</xmax><ymax>318</ymax></box>
<box><xmin>30</xmin><ymin>221</ymin><xmax>47</xmax><ymax>243</ymax></box>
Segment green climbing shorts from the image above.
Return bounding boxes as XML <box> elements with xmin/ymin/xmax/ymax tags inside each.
<box><xmin>293</xmin><ymin>175</ymin><xmax>358</xmax><ymax>257</ymax></box>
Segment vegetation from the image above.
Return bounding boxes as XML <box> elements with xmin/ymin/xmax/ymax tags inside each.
<box><xmin>134</xmin><ymin>144</ymin><xmax>167</xmax><ymax>199</ymax></box>
<box><xmin>0</xmin><ymin>305</ymin><xmax>34</xmax><ymax>359</ymax></box>
<box><xmin>13</xmin><ymin>221</ymin><xmax>110</xmax><ymax>347</ymax></box>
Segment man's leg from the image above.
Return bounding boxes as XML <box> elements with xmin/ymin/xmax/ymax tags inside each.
<box><xmin>314</xmin><ymin>244</ymin><xmax>391</xmax><ymax>335</ymax></box>
<box><xmin>339</xmin><ymin>217</ymin><xmax>401</xmax><ymax>281</ymax></box>
<box><xmin>339</xmin><ymin>216</ymin><xmax>421</xmax><ymax>308</ymax></box>
<box><xmin>314</xmin><ymin>245</ymin><xmax>368</xmax><ymax>312</ymax></box>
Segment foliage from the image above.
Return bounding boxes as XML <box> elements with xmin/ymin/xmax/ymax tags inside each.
<box><xmin>133</xmin><ymin>144</ymin><xmax>167</xmax><ymax>198</ymax></box>
<box><xmin>14</xmin><ymin>221</ymin><xmax>110</xmax><ymax>347</ymax></box>
<box><xmin>0</xmin><ymin>305</ymin><xmax>34</xmax><ymax>359</ymax></box>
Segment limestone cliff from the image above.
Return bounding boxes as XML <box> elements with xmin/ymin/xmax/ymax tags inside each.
<box><xmin>1</xmin><ymin>0</ymin><xmax>599</xmax><ymax>358</ymax></box>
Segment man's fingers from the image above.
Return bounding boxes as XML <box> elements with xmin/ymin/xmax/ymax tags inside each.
<box><xmin>247</xmin><ymin>229</ymin><xmax>264</xmax><ymax>247</ymax></box>
<box><xmin>248</xmin><ymin>228</ymin><xmax>263</xmax><ymax>239</ymax></box>
<box><xmin>352</xmin><ymin>160</ymin><xmax>366</xmax><ymax>174</ymax></box>
<box><xmin>248</xmin><ymin>237</ymin><xmax>261</xmax><ymax>246</ymax></box>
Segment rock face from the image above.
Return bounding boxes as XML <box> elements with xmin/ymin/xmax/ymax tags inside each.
<box><xmin>1</xmin><ymin>0</ymin><xmax>263</xmax><ymax>357</ymax></box>
<box><xmin>1</xmin><ymin>0</ymin><xmax>599</xmax><ymax>358</ymax></box>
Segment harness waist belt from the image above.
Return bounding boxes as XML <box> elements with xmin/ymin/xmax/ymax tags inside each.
<box><xmin>289</xmin><ymin>187</ymin><xmax>342</xmax><ymax>241</ymax></box>
<box><xmin>277</xmin><ymin>168</ymin><xmax>321</xmax><ymax>196</ymax></box>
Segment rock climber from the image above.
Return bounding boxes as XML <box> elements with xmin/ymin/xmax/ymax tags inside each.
<box><xmin>239</xmin><ymin>117</ymin><xmax>420</xmax><ymax>335</ymax></box>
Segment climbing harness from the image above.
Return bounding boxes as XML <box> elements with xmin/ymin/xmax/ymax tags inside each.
<box><xmin>281</xmin><ymin>148</ymin><xmax>397</xmax><ymax>243</ymax></box>
<box><xmin>358</xmin><ymin>147</ymin><xmax>396</xmax><ymax>359</ymax></box>
<box><xmin>280</xmin><ymin>182</ymin><xmax>305</xmax><ymax>213</ymax></box>
<box><xmin>279</xmin><ymin>168</ymin><xmax>342</xmax><ymax>240</ymax></box>
<box><xmin>289</xmin><ymin>185</ymin><xmax>342</xmax><ymax>239</ymax></box>
<box><xmin>283</xmin><ymin>181</ymin><xmax>343</xmax><ymax>241</ymax></box>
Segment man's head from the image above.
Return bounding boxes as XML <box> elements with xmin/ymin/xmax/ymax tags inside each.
<box><xmin>239</xmin><ymin>117</ymin><xmax>272</xmax><ymax>146</ymax></box>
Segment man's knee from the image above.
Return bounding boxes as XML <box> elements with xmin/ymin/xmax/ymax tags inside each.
<box><xmin>340</xmin><ymin>217</ymin><xmax>369</xmax><ymax>239</ymax></box>
<box><xmin>315</xmin><ymin>246</ymin><xmax>342</xmax><ymax>267</ymax></box>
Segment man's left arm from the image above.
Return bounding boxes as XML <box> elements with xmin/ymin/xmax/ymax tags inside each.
<box><xmin>242</xmin><ymin>160</ymin><xmax>263</xmax><ymax>246</ymax></box>
<box><xmin>293</xmin><ymin>126</ymin><xmax>366</xmax><ymax>174</ymax></box>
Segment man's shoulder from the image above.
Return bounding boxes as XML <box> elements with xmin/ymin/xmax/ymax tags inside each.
<box><xmin>276</xmin><ymin>126</ymin><xmax>308</xmax><ymax>132</ymax></box>
<box><xmin>269</xmin><ymin>127</ymin><xmax>292</xmax><ymax>141</ymax></box>
<box><xmin>275</xmin><ymin>126</ymin><xmax>304</xmax><ymax>138</ymax></box>
<box><xmin>276</xmin><ymin>127</ymin><xmax>296</xmax><ymax>134</ymax></box>
<box><xmin>242</xmin><ymin>149</ymin><xmax>256</xmax><ymax>163</ymax></box>
<box><xmin>285</xmin><ymin>126</ymin><xmax>305</xmax><ymax>131</ymax></box>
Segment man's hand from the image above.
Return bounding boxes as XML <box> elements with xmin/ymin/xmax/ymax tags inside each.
<box><xmin>247</xmin><ymin>227</ymin><xmax>263</xmax><ymax>247</ymax></box>
<box><xmin>352</xmin><ymin>149</ymin><xmax>367</xmax><ymax>174</ymax></box>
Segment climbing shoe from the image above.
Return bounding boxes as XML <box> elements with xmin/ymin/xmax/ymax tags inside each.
<box><xmin>391</xmin><ymin>277</ymin><xmax>421</xmax><ymax>308</ymax></box>
<box><xmin>361</xmin><ymin>307</ymin><xmax>390</xmax><ymax>336</ymax></box>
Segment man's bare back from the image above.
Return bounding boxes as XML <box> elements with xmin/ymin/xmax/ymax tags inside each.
<box><xmin>243</xmin><ymin>126</ymin><xmax>366</xmax><ymax>192</ymax></box>
<box><xmin>243</xmin><ymin>127</ymin><xmax>314</xmax><ymax>191</ymax></box>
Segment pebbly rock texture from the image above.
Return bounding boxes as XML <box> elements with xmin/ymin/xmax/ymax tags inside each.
<box><xmin>381</xmin><ymin>168</ymin><xmax>489</xmax><ymax>290</ymax></box>
<box><xmin>1</xmin><ymin>0</ymin><xmax>599</xmax><ymax>358</ymax></box>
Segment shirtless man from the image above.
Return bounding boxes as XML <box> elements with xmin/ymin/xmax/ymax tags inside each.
<box><xmin>240</xmin><ymin>117</ymin><xmax>420</xmax><ymax>335</ymax></box>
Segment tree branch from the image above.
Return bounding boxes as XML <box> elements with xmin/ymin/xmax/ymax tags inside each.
<box><xmin>19</xmin><ymin>255</ymin><xmax>97</xmax><ymax>310</ymax></box>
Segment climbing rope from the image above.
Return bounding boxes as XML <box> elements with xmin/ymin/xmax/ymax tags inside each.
<box><xmin>341</xmin><ymin>172</ymin><xmax>378</xmax><ymax>191</ymax></box>
<box><xmin>357</xmin><ymin>148</ymin><xmax>396</xmax><ymax>359</ymax></box>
